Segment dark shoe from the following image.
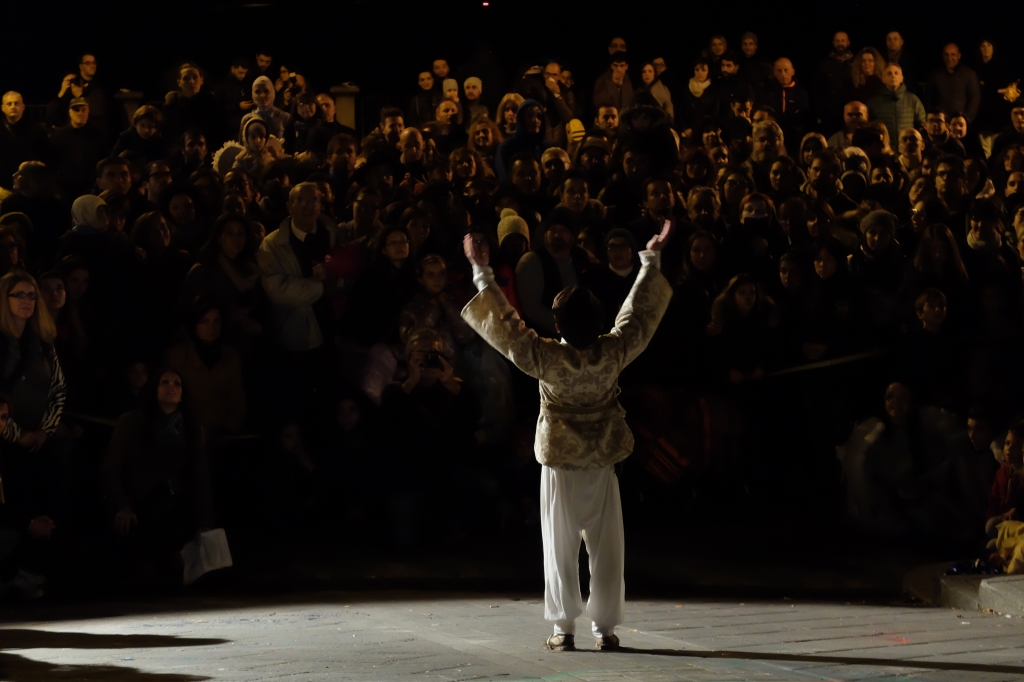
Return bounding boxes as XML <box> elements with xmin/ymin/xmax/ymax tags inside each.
<box><xmin>546</xmin><ymin>634</ymin><xmax>575</xmax><ymax>651</ymax></box>
<box><xmin>595</xmin><ymin>634</ymin><xmax>620</xmax><ymax>651</ymax></box>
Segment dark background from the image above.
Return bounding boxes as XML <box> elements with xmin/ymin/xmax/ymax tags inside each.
<box><xmin>5</xmin><ymin>0</ymin><xmax>1019</xmax><ymax>119</ymax></box>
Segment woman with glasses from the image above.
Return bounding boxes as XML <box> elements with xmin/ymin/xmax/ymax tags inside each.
<box><xmin>0</xmin><ymin>272</ymin><xmax>66</xmax><ymax>454</ymax></box>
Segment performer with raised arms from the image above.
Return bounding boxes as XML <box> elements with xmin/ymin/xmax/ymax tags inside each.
<box><xmin>460</xmin><ymin>220</ymin><xmax>674</xmax><ymax>651</ymax></box>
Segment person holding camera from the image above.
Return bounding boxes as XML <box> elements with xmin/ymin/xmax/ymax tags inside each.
<box><xmin>47</xmin><ymin>53</ymin><xmax>108</xmax><ymax>134</ymax></box>
<box><xmin>378</xmin><ymin>328</ymin><xmax>480</xmax><ymax>542</ymax></box>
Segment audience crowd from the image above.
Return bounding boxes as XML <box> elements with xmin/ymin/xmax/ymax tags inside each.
<box><xmin>1</xmin><ymin>29</ymin><xmax>1024</xmax><ymax>596</ymax></box>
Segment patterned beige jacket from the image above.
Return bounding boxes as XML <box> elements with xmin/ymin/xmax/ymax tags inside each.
<box><xmin>461</xmin><ymin>251</ymin><xmax>672</xmax><ymax>471</ymax></box>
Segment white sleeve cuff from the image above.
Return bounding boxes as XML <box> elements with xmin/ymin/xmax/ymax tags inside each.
<box><xmin>639</xmin><ymin>250</ymin><xmax>662</xmax><ymax>271</ymax></box>
<box><xmin>472</xmin><ymin>263</ymin><xmax>495</xmax><ymax>291</ymax></box>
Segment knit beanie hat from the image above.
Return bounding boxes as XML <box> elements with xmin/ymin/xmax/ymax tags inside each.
<box><xmin>443</xmin><ymin>78</ymin><xmax>458</xmax><ymax>94</ymax></box>
<box><xmin>464</xmin><ymin>77</ymin><xmax>482</xmax><ymax>90</ymax></box>
<box><xmin>604</xmin><ymin>228</ymin><xmax>638</xmax><ymax>253</ymax></box>
<box><xmin>497</xmin><ymin>208</ymin><xmax>530</xmax><ymax>247</ymax></box>
<box><xmin>859</xmin><ymin>209</ymin><xmax>897</xmax><ymax>236</ymax></box>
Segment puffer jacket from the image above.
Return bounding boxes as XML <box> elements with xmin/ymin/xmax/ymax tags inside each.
<box><xmin>868</xmin><ymin>84</ymin><xmax>926</xmax><ymax>143</ymax></box>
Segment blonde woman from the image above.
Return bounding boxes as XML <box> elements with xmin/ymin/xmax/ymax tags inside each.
<box><xmin>0</xmin><ymin>271</ymin><xmax>65</xmax><ymax>450</ymax></box>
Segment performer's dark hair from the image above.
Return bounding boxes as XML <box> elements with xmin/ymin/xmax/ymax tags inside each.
<box><xmin>552</xmin><ymin>286</ymin><xmax>604</xmax><ymax>350</ymax></box>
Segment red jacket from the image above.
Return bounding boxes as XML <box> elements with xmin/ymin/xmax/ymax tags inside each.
<box><xmin>987</xmin><ymin>461</ymin><xmax>1024</xmax><ymax>520</ymax></box>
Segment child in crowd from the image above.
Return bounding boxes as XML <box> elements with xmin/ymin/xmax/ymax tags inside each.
<box><xmin>986</xmin><ymin>420</ymin><xmax>1024</xmax><ymax>537</ymax></box>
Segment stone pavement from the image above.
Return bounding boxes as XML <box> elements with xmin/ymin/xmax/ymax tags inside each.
<box><xmin>4</xmin><ymin>592</ymin><xmax>1024</xmax><ymax>681</ymax></box>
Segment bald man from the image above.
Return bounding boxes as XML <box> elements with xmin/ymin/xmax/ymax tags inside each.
<box><xmin>827</xmin><ymin>101</ymin><xmax>869</xmax><ymax>149</ymax></box>
<box><xmin>398</xmin><ymin>126</ymin><xmax>423</xmax><ymax>157</ymax></box>
<box><xmin>869</xmin><ymin>64</ymin><xmax>926</xmax><ymax>144</ymax></box>
<box><xmin>927</xmin><ymin>43</ymin><xmax>980</xmax><ymax>124</ymax></box>
<box><xmin>257</xmin><ymin>181</ymin><xmax>341</xmax><ymax>353</ymax></box>
<box><xmin>763</xmin><ymin>58</ymin><xmax>810</xmax><ymax>148</ymax></box>
<box><xmin>0</xmin><ymin>91</ymin><xmax>51</xmax><ymax>188</ymax></box>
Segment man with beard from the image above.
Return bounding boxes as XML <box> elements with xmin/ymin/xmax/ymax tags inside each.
<box><xmin>595</xmin><ymin>106</ymin><xmax>619</xmax><ymax>133</ymax></box>
<box><xmin>923</xmin><ymin>109</ymin><xmax>966</xmax><ymax>157</ymax></box>
<box><xmin>712</xmin><ymin>52</ymin><xmax>754</xmax><ymax>121</ymax></box>
<box><xmin>378</xmin><ymin>107</ymin><xmax>406</xmax><ymax>148</ymax></box>
<box><xmin>815</xmin><ymin>31</ymin><xmax>855</xmax><ymax>128</ymax></box>
<box><xmin>738</xmin><ymin>32</ymin><xmax>774</xmax><ymax>101</ymax></box>
<box><xmin>804</xmin><ymin>149</ymin><xmax>857</xmax><ymax>215</ymax></box>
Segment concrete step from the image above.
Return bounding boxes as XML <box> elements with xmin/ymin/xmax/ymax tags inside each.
<box><xmin>905</xmin><ymin>562</ymin><xmax>1024</xmax><ymax>614</ymax></box>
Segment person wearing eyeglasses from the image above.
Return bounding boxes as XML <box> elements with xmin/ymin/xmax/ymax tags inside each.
<box><xmin>47</xmin><ymin>52</ymin><xmax>108</xmax><ymax>134</ymax></box>
<box><xmin>0</xmin><ymin>271</ymin><xmax>65</xmax><ymax>454</ymax></box>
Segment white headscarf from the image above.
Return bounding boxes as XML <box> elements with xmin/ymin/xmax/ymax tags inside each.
<box><xmin>71</xmin><ymin>195</ymin><xmax>107</xmax><ymax>229</ymax></box>
<box><xmin>252</xmin><ymin>75</ymin><xmax>276</xmax><ymax>111</ymax></box>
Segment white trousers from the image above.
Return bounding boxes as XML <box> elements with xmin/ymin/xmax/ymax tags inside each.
<box><xmin>541</xmin><ymin>465</ymin><xmax>624</xmax><ymax>637</ymax></box>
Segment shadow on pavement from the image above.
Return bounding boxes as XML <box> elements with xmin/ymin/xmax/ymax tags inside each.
<box><xmin>611</xmin><ymin>646</ymin><xmax>1024</xmax><ymax>674</ymax></box>
<box><xmin>0</xmin><ymin>653</ymin><xmax>210</xmax><ymax>681</ymax></box>
<box><xmin>0</xmin><ymin>630</ymin><xmax>227</xmax><ymax>681</ymax></box>
<box><xmin>0</xmin><ymin>629</ymin><xmax>228</xmax><ymax>649</ymax></box>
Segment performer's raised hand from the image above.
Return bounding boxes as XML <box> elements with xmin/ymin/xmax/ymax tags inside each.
<box><xmin>463</xmin><ymin>233</ymin><xmax>490</xmax><ymax>267</ymax></box>
<box><xmin>647</xmin><ymin>218</ymin><xmax>674</xmax><ymax>252</ymax></box>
